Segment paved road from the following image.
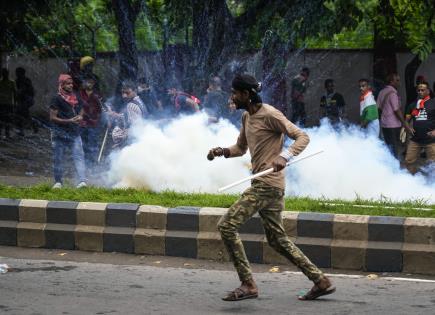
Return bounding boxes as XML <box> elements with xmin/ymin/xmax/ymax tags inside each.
<box><xmin>1</xmin><ymin>247</ymin><xmax>435</xmax><ymax>315</ymax></box>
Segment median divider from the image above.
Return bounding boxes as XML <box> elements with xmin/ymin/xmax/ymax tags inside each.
<box><xmin>1</xmin><ymin>198</ymin><xmax>435</xmax><ymax>275</ymax></box>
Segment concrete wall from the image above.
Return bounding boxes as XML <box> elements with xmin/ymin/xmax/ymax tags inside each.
<box><xmin>2</xmin><ymin>198</ymin><xmax>435</xmax><ymax>275</ymax></box>
<box><xmin>2</xmin><ymin>51</ymin><xmax>435</xmax><ymax>124</ymax></box>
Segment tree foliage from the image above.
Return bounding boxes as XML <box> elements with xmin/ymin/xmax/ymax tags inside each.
<box><xmin>329</xmin><ymin>0</ymin><xmax>435</xmax><ymax>60</ymax></box>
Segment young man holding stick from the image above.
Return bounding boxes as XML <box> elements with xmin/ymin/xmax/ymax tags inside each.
<box><xmin>207</xmin><ymin>74</ymin><xmax>335</xmax><ymax>301</ymax></box>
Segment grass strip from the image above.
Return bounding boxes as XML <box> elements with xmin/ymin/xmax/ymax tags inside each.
<box><xmin>0</xmin><ymin>184</ymin><xmax>434</xmax><ymax>218</ymax></box>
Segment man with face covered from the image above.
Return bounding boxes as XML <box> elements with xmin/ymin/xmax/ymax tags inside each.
<box><xmin>207</xmin><ymin>74</ymin><xmax>335</xmax><ymax>302</ymax></box>
<box><xmin>49</xmin><ymin>74</ymin><xmax>87</xmax><ymax>188</ymax></box>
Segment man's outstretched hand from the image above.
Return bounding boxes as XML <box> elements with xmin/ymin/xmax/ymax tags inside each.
<box><xmin>207</xmin><ymin>147</ymin><xmax>224</xmax><ymax>161</ymax></box>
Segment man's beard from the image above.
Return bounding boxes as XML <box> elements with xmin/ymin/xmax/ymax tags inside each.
<box><xmin>234</xmin><ymin>100</ymin><xmax>248</xmax><ymax>110</ymax></box>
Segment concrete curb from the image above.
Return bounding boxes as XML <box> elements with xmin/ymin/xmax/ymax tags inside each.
<box><xmin>1</xmin><ymin>198</ymin><xmax>435</xmax><ymax>275</ymax></box>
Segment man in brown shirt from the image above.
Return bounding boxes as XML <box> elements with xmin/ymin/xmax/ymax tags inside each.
<box><xmin>208</xmin><ymin>74</ymin><xmax>335</xmax><ymax>301</ymax></box>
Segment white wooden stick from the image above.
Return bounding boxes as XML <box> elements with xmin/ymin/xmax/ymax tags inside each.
<box><xmin>98</xmin><ymin>127</ymin><xmax>109</xmax><ymax>163</ymax></box>
<box><xmin>217</xmin><ymin>150</ymin><xmax>324</xmax><ymax>192</ymax></box>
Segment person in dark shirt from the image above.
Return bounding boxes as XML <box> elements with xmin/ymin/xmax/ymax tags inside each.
<box><xmin>15</xmin><ymin>67</ymin><xmax>38</xmax><ymax>136</ymax></box>
<box><xmin>404</xmin><ymin>81</ymin><xmax>435</xmax><ymax>174</ymax></box>
<box><xmin>0</xmin><ymin>68</ymin><xmax>16</xmax><ymax>139</ymax></box>
<box><xmin>319</xmin><ymin>79</ymin><xmax>345</xmax><ymax>125</ymax></box>
<box><xmin>49</xmin><ymin>74</ymin><xmax>87</xmax><ymax>189</ymax></box>
<box><xmin>137</xmin><ymin>77</ymin><xmax>162</xmax><ymax>118</ymax></box>
<box><xmin>79</xmin><ymin>77</ymin><xmax>102</xmax><ymax>169</ymax></box>
<box><xmin>406</xmin><ymin>75</ymin><xmax>434</xmax><ymax>107</ymax></box>
<box><xmin>202</xmin><ymin>76</ymin><xmax>229</xmax><ymax>122</ymax></box>
<box><xmin>288</xmin><ymin>67</ymin><xmax>309</xmax><ymax>126</ymax></box>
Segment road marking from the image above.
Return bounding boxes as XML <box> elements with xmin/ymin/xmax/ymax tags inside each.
<box><xmin>320</xmin><ymin>202</ymin><xmax>434</xmax><ymax>211</ymax></box>
<box><xmin>385</xmin><ymin>277</ymin><xmax>435</xmax><ymax>283</ymax></box>
<box><xmin>282</xmin><ymin>271</ymin><xmax>435</xmax><ymax>283</ymax></box>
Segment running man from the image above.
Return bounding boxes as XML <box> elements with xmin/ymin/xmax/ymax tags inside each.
<box><xmin>207</xmin><ymin>74</ymin><xmax>335</xmax><ymax>301</ymax></box>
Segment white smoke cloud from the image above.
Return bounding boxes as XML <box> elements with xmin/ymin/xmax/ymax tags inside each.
<box><xmin>107</xmin><ymin>114</ymin><xmax>435</xmax><ymax>203</ymax></box>
<box><xmin>107</xmin><ymin>114</ymin><xmax>251</xmax><ymax>193</ymax></box>
<box><xmin>286</xmin><ymin>120</ymin><xmax>435</xmax><ymax>203</ymax></box>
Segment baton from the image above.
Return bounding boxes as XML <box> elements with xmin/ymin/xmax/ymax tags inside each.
<box><xmin>98</xmin><ymin>127</ymin><xmax>109</xmax><ymax>163</ymax></box>
<box><xmin>217</xmin><ymin>150</ymin><xmax>324</xmax><ymax>192</ymax></box>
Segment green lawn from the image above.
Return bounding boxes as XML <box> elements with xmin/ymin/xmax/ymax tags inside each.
<box><xmin>0</xmin><ymin>184</ymin><xmax>434</xmax><ymax>218</ymax></box>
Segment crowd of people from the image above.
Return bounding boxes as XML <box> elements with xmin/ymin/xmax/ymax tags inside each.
<box><xmin>291</xmin><ymin>67</ymin><xmax>435</xmax><ymax>175</ymax></box>
<box><xmin>47</xmin><ymin>56</ymin><xmax>244</xmax><ymax>188</ymax></box>
<box><xmin>0</xmin><ymin>57</ymin><xmax>434</xmax><ymax>187</ymax></box>
<box><xmin>0</xmin><ymin>67</ymin><xmax>37</xmax><ymax>139</ymax></box>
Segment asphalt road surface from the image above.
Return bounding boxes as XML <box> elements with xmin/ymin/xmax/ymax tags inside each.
<box><xmin>1</xmin><ymin>246</ymin><xmax>435</xmax><ymax>315</ymax></box>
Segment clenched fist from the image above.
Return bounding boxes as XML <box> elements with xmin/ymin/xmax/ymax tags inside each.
<box><xmin>207</xmin><ymin>147</ymin><xmax>224</xmax><ymax>161</ymax></box>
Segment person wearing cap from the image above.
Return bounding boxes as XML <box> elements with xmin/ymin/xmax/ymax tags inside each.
<box><xmin>207</xmin><ymin>74</ymin><xmax>335</xmax><ymax>302</ymax></box>
<box><xmin>78</xmin><ymin>56</ymin><xmax>100</xmax><ymax>93</ymax></box>
<box><xmin>49</xmin><ymin>74</ymin><xmax>87</xmax><ymax>189</ymax></box>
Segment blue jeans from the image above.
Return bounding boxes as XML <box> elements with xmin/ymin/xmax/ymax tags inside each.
<box><xmin>52</xmin><ymin>134</ymin><xmax>86</xmax><ymax>184</ymax></box>
<box><xmin>80</xmin><ymin>127</ymin><xmax>100</xmax><ymax>169</ymax></box>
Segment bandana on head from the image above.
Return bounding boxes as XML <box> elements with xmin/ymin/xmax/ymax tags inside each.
<box><xmin>232</xmin><ymin>74</ymin><xmax>262</xmax><ymax>94</ymax></box>
<box><xmin>58</xmin><ymin>74</ymin><xmax>78</xmax><ymax>107</ymax></box>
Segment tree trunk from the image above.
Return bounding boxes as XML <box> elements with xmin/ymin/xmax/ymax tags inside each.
<box><xmin>261</xmin><ymin>30</ymin><xmax>289</xmax><ymax>114</ymax></box>
<box><xmin>112</xmin><ymin>0</ymin><xmax>139</xmax><ymax>83</ymax></box>
<box><xmin>404</xmin><ymin>55</ymin><xmax>422</xmax><ymax>106</ymax></box>
<box><xmin>191</xmin><ymin>0</ymin><xmax>209</xmax><ymax>74</ymax></box>
<box><xmin>207</xmin><ymin>0</ymin><xmax>234</xmax><ymax>75</ymax></box>
<box><xmin>372</xmin><ymin>0</ymin><xmax>397</xmax><ymax>95</ymax></box>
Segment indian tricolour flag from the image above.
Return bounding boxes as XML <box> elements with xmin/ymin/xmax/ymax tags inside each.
<box><xmin>360</xmin><ymin>90</ymin><xmax>379</xmax><ymax>123</ymax></box>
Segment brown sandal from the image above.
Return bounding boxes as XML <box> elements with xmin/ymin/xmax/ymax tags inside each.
<box><xmin>298</xmin><ymin>286</ymin><xmax>336</xmax><ymax>301</ymax></box>
<box><xmin>222</xmin><ymin>287</ymin><xmax>258</xmax><ymax>301</ymax></box>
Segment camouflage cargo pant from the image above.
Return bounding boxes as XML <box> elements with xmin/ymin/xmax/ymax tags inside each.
<box><xmin>217</xmin><ymin>180</ymin><xmax>324</xmax><ymax>282</ymax></box>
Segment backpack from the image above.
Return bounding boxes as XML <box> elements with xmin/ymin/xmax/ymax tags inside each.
<box><xmin>174</xmin><ymin>92</ymin><xmax>201</xmax><ymax>112</ymax></box>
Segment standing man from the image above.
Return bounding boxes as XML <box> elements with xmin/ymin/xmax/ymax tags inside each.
<box><xmin>377</xmin><ymin>73</ymin><xmax>413</xmax><ymax>158</ymax></box>
<box><xmin>202</xmin><ymin>76</ymin><xmax>229</xmax><ymax>122</ymax></box>
<box><xmin>137</xmin><ymin>77</ymin><xmax>163</xmax><ymax>117</ymax></box>
<box><xmin>359</xmin><ymin>79</ymin><xmax>380</xmax><ymax>136</ymax></box>
<box><xmin>109</xmin><ymin>81</ymin><xmax>147</xmax><ymax>148</ymax></box>
<box><xmin>208</xmin><ymin>74</ymin><xmax>335</xmax><ymax>302</ymax></box>
<box><xmin>289</xmin><ymin>67</ymin><xmax>309</xmax><ymax>127</ymax></box>
<box><xmin>79</xmin><ymin>78</ymin><xmax>102</xmax><ymax>169</ymax></box>
<box><xmin>404</xmin><ymin>82</ymin><xmax>434</xmax><ymax>174</ymax></box>
<box><xmin>15</xmin><ymin>67</ymin><xmax>38</xmax><ymax>136</ymax></box>
<box><xmin>49</xmin><ymin>74</ymin><xmax>87</xmax><ymax>189</ymax></box>
<box><xmin>319</xmin><ymin>78</ymin><xmax>345</xmax><ymax>125</ymax></box>
<box><xmin>0</xmin><ymin>68</ymin><xmax>16</xmax><ymax>139</ymax></box>
<box><xmin>77</xmin><ymin>56</ymin><xmax>100</xmax><ymax>93</ymax></box>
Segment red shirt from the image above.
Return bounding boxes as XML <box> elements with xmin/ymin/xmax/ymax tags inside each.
<box><xmin>79</xmin><ymin>90</ymin><xmax>102</xmax><ymax>128</ymax></box>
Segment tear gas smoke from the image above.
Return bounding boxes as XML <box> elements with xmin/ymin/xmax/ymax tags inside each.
<box><xmin>286</xmin><ymin>120</ymin><xmax>435</xmax><ymax>203</ymax></box>
<box><xmin>107</xmin><ymin>115</ymin><xmax>434</xmax><ymax>203</ymax></box>
<box><xmin>107</xmin><ymin>114</ymin><xmax>251</xmax><ymax>193</ymax></box>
